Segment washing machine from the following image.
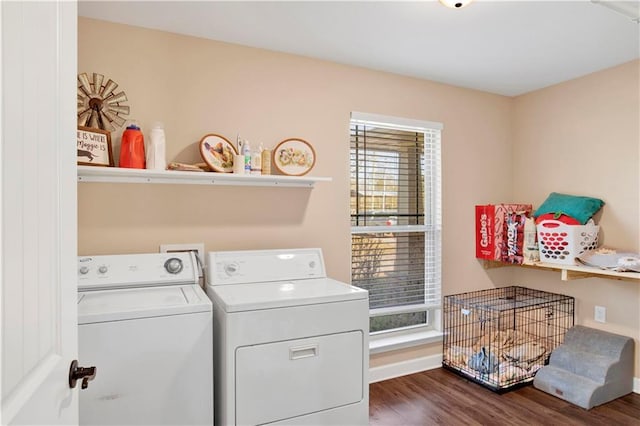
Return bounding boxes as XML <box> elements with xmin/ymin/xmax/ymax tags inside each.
<box><xmin>77</xmin><ymin>252</ymin><xmax>213</xmax><ymax>425</ymax></box>
<box><xmin>206</xmin><ymin>248</ymin><xmax>369</xmax><ymax>426</ymax></box>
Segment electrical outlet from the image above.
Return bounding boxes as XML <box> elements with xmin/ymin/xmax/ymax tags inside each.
<box><xmin>594</xmin><ymin>305</ymin><xmax>606</xmax><ymax>323</ymax></box>
<box><xmin>160</xmin><ymin>243</ymin><xmax>205</xmax><ymax>278</ymax></box>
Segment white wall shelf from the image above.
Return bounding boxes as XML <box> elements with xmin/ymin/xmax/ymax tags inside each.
<box><xmin>480</xmin><ymin>259</ymin><xmax>640</xmax><ymax>283</ymax></box>
<box><xmin>77</xmin><ymin>165</ymin><xmax>332</xmax><ymax>188</ymax></box>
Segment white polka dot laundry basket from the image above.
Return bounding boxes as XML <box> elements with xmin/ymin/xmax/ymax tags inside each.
<box><xmin>537</xmin><ymin>220</ymin><xmax>599</xmax><ymax>265</ymax></box>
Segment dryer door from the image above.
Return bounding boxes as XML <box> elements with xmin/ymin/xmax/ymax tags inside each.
<box><xmin>235</xmin><ymin>331</ymin><xmax>364</xmax><ymax>425</ymax></box>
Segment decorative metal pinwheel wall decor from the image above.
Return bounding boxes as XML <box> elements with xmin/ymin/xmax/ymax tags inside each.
<box><xmin>77</xmin><ymin>72</ymin><xmax>130</xmax><ymax>131</ymax></box>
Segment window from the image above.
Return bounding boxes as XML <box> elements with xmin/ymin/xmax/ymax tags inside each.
<box><xmin>350</xmin><ymin>112</ymin><xmax>442</xmax><ymax>335</ymax></box>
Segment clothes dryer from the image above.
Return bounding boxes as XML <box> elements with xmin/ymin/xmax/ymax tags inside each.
<box><xmin>206</xmin><ymin>248</ymin><xmax>369</xmax><ymax>426</ymax></box>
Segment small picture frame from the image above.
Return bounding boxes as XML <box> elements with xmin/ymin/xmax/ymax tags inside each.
<box><xmin>199</xmin><ymin>133</ymin><xmax>237</xmax><ymax>173</ymax></box>
<box><xmin>77</xmin><ymin>126</ymin><xmax>114</xmax><ymax>167</ymax></box>
<box><xmin>273</xmin><ymin>138</ymin><xmax>316</xmax><ymax>176</ymax></box>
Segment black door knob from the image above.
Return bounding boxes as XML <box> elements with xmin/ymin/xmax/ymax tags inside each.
<box><xmin>69</xmin><ymin>359</ymin><xmax>97</xmax><ymax>389</ymax></box>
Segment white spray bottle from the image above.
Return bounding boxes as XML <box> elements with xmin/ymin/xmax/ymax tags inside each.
<box><xmin>242</xmin><ymin>140</ymin><xmax>251</xmax><ymax>174</ymax></box>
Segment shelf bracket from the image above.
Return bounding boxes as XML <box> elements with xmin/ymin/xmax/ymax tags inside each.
<box><xmin>561</xmin><ymin>269</ymin><xmax>595</xmax><ymax>281</ymax></box>
<box><xmin>480</xmin><ymin>260</ymin><xmax>508</xmax><ymax>270</ymax></box>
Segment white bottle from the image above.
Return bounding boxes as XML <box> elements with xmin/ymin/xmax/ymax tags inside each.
<box><xmin>236</xmin><ymin>134</ymin><xmax>244</xmax><ymax>154</ymax></box>
<box><xmin>146</xmin><ymin>122</ymin><xmax>166</xmax><ymax>170</ymax></box>
<box><xmin>242</xmin><ymin>140</ymin><xmax>251</xmax><ymax>174</ymax></box>
<box><xmin>251</xmin><ymin>143</ymin><xmax>263</xmax><ymax>175</ymax></box>
<box><xmin>523</xmin><ymin>217</ymin><xmax>539</xmax><ymax>264</ymax></box>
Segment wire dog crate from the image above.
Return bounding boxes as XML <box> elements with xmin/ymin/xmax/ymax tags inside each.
<box><xmin>442</xmin><ymin>286</ymin><xmax>574</xmax><ymax>392</ymax></box>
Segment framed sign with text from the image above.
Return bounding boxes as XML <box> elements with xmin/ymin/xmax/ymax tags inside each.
<box><xmin>77</xmin><ymin>126</ymin><xmax>114</xmax><ymax>167</ymax></box>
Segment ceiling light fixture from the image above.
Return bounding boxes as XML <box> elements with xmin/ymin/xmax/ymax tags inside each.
<box><xmin>592</xmin><ymin>0</ymin><xmax>640</xmax><ymax>23</ymax></box>
<box><xmin>439</xmin><ymin>0</ymin><xmax>473</xmax><ymax>9</ymax></box>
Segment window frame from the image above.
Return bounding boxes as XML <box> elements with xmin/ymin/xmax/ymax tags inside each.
<box><xmin>350</xmin><ymin>111</ymin><xmax>443</xmax><ymax>344</ymax></box>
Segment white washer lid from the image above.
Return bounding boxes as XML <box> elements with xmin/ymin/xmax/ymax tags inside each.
<box><xmin>206</xmin><ymin>277</ymin><xmax>368</xmax><ymax>313</ymax></box>
<box><xmin>78</xmin><ymin>284</ymin><xmax>212</xmax><ymax>324</ymax></box>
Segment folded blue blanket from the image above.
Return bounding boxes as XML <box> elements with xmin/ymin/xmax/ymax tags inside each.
<box><xmin>533</xmin><ymin>192</ymin><xmax>604</xmax><ymax>225</ymax></box>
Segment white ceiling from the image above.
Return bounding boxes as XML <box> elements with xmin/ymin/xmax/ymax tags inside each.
<box><xmin>78</xmin><ymin>1</ymin><xmax>640</xmax><ymax>96</ymax></box>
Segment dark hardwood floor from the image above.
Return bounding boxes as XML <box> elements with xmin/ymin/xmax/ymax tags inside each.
<box><xmin>369</xmin><ymin>368</ymin><xmax>640</xmax><ymax>425</ymax></box>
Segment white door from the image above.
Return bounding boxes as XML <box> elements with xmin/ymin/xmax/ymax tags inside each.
<box><xmin>1</xmin><ymin>1</ymin><xmax>78</xmax><ymax>425</ymax></box>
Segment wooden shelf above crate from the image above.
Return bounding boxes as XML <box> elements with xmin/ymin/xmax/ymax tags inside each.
<box><xmin>480</xmin><ymin>260</ymin><xmax>640</xmax><ymax>283</ymax></box>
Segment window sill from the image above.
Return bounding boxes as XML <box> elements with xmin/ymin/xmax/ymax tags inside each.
<box><xmin>369</xmin><ymin>330</ymin><xmax>444</xmax><ymax>355</ymax></box>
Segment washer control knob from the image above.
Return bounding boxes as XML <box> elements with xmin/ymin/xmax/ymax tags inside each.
<box><xmin>164</xmin><ymin>258</ymin><xmax>183</xmax><ymax>274</ymax></box>
<box><xmin>98</xmin><ymin>266</ymin><xmax>108</xmax><ymax>274</ymax></box>
<box><xmin>224</xmin><ymin>263</ymin><xmax>238</xmax><ymax>276</ymax></box>
<box><xmin>79</xmin><ymin>266</ymin><xmax>89</xmax><ymax>275</ymax></box>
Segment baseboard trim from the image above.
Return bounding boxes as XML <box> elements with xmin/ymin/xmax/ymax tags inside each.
<box><xmin>369</xmin><ymin>353</ymin><xmax>443</xmax><ymax>384</ymax></box>
<box><xmin>634</xmin><ymin>377</ymin><xmax>640</xmax><ymax>394</ymax></box>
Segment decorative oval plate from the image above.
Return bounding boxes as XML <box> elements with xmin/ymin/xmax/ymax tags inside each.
<box><xmin>199</xmin><ymin>134</ymin><xmax>237</xmax><ymax>173</ymax></box>
<box><xmin>273</xmin><ymin>138</ymin><xmax>316</xmax><ymax>176</ymax></box>
<box><xmin>577</xmin><ymin>250</ymin><xmax>640</xmax><ymax>272</ymax></box>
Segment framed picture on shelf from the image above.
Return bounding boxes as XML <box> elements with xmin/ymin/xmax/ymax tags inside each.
<box><xmin>273</xmin><ymin>138</ymin><xmax>316</xmax><ymax>176</ymax></box>
<box><xmin>77</xmin><ymin>126</ymin><xmax>114</xmax><ymax>167</ymax></box>
<box><xmin>199</xmin><ymin>133</ymin><xmax>237</xmax><ymax>173</ymax></box>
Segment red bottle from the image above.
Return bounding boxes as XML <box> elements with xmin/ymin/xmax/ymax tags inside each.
<box><xmin>119</xmin><ymin>123</ymin><xmax>146</xmax><ymax>168</ymax></box>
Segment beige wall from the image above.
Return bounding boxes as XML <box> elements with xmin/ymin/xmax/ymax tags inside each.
<box><xmin>512</xmin><ymin>60</ymin><xmax>640</xmax><ymax>375</ymax></box>
<box><xmin>78</xmin><ymin>18</ymin><xmax>639</xmax><ymax>376</ymax></box>
<box><xmin>78</xmin><ymin>18</ymin><xmax>512</xmax><ymax>286</ymax></box>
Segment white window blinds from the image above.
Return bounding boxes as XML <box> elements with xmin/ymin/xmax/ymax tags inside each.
<box><xmin>350</xmin><ymin>112</ymin><xmax>442</xmax><ymax>333</ymax></box>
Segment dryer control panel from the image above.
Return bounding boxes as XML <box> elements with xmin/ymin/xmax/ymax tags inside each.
<box><xmin>78</xmin><ymin>252</ymin><xmax>198</xmax><ymax>291</ymax></box>
<box><xmin>208</xmin><ymin>248</ymin><xmax>326</xmax><ymax>286</ymax></box>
